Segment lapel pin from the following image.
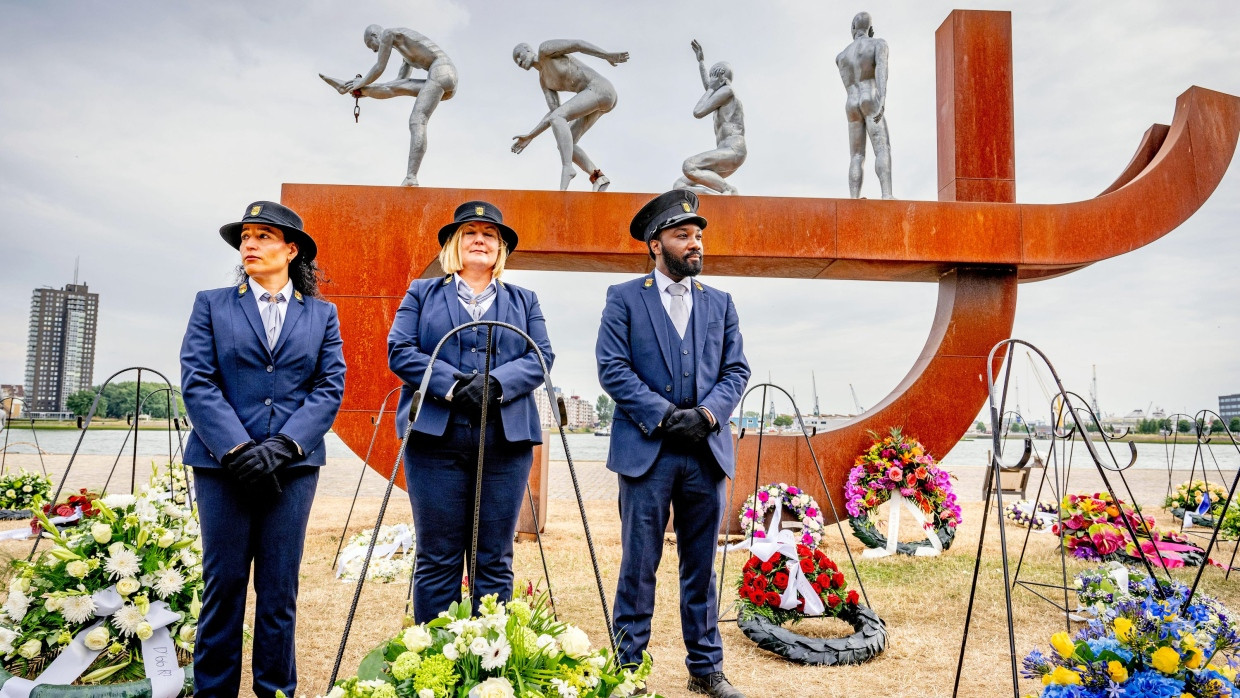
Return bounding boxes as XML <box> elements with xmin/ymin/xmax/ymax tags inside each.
<box><xmin>293</xmin><ymin>290</ymin><xmax>304</xmax><ymax>302</ymax></box>
<box><xmin>693</xmin><ymin>280</ymin><xmax>703</xmax><ymax>291</ymax></box>
<box><xmin>643</xmin><ymin>278</ymin><xmax>653</xmax><ymax>288</ymax></box>
<box><xmin>238</xmin><ymin>283</ymin><xmax>248</xmax><ymax>296</ymax></box>
<box><xmin>442</xmin><ymin>275</ymin><xmax>452</xmax><ymax>285</ymax></box>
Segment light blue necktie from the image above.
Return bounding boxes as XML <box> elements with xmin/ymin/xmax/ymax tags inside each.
<box><xmin>260</xmin><ymin>291</ymin><xmax>285</xmax><ymax>349</ymax></box>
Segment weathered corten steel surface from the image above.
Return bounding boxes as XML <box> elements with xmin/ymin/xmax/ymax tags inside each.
<box><xmin>282</xmin><ymin>10</ymin><xmax>1240</xmax><ymax>522</ymax></box>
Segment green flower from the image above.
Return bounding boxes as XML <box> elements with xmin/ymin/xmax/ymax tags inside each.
<box><xmin>391</xmin><ymin>650</ymin><xmax>422</xmax><ymax>681</ymax></box>
<box><xmin>412</xmin><ymin>654</ymin><xmax>459</xmax><ymax>697</ymax></box>
<box><xmin>507</xmin><ymin>599</ymin><xmax>532</xmax><ymax>625</ymax></box>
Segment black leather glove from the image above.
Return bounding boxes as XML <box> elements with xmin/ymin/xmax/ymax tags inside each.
<box><xmin>663</xmin><ymin>408</ymin><xmax>713</xmax><ymax>442</ymax></box>
<box><xmin>220</xmin><ymin>441</ymin><xmax>256</xmax><ymax>471</ymax></box>
<box><xmin>233</xmin><ymin>434</ymin><xmax>299</xmax><ymax>485</ymax></box>
<box><xmin>453</xmin><ymin>372</ymin><xmax>501</xmax><ymax>412</ymax></box>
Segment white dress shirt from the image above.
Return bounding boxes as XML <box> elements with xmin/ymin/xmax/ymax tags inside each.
<box><xmin>454</xmin><ymin>273</ymin><xmax>498</xmax><ymax>318</ymax></box>
<box><xmin>249</xmin><ymin>276</ymin><xmax>294</xmax><ymax>345</ymax></box>
<box><xmin>653</xmin><ymin>268</ymin><xmax>693</xmax><ymax>318</ymax></box>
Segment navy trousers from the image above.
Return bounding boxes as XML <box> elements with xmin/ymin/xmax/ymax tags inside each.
<box><xmin>193</xmin><ymin>466</ymin><xmax>319</xmax><ymax>698</ymax></box>
<box><xmin>613</xmin><ymin>448</ymin><xmax>726</xmax><ymax>676</ymax></box>
<box><xmin>404</xmin><ymin>418</ymin><xmax>533</xmax><ymax>623</ymax></box>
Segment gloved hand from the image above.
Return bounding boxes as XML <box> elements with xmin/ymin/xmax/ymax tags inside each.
<box><xmin>663</xmin><ymin>407</ymin><xmax>713</xmax><ymax>443</ymax></box>
<box><xmin>453</xmin><ymin>372</ymin><xmax>501</xmax><ymax>414</ymax></box>
<box><xmin>220</xmin><ymin>441</ymin><xmax>256</xmax><ymax>471</ymax></box>
<box><xmin>232</xmin><ymin>434</ymin><xmax>299</xmax><ymax>485</ymax></box>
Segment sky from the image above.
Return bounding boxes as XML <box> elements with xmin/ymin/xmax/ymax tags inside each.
<box><xmin>1</xmin><ymin>0</ymin><xmax>1238</xmax><ymax>427</ymax></box>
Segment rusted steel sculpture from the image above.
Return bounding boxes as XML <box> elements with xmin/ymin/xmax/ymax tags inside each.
<box><xmin>282</xmin><ymin>10</ymin><xmax>1240</xmax><ymax>525</ymax></box>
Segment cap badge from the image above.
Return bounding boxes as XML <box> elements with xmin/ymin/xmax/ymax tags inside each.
<box><xmin>681</xmin><ymin>202</ymin><xmax>692</xmax><ymax>213</ymax></box>
<box><xmin>475</xmin><ymin>206</ymin><xmax>486</xmax><ymax>217</ymax></box>
<box><xmin>250</xmin><ymin>205</ymin><xmax>262</xmax><ymax>217</ymax></box>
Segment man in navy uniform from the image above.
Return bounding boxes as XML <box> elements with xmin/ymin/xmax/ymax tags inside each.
<box><xmin>596</xmin><ymin>190</ymin><xmax>750</xmax><ymax>697</ymax></box>
<box><xmin>181</xmin><ymin>200</ymin><xmax>346</xmax><ymax>697</ymax></box>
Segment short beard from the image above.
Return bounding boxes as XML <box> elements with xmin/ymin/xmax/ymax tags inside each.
<box><xmin>662</xmin><ymin>246</ymin><xmax>703</xmax><ymax>278</ymax></box>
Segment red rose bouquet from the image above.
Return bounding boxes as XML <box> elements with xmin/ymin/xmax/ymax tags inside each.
<box><xmin>737</xmin><ymin>544</ymin><xmax>858</xmax><ymax>625</ymax></box>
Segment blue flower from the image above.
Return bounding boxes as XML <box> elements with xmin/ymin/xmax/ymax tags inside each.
<box><xmin>1117</xmin><ymin>670</ymin><xmax>1184</xmax><ymax>698</ymax></box>
<box><xmin>1022</xmin><ymin>648</ymin><xmax>1050</xmax><ymax>679</ymax></box>
<box><xmin>1085</xmin><ymin>637</ymin><xmax>1132</xmax><ymax>662</ymax></box>
<box><xmin>1041</xmin><ymin>685</ymin><xmax>1096</xmax><ymax>698</ymax></box>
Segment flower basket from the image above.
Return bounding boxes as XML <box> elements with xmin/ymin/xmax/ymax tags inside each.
<box><xmin>1165</xmin><ymin>480</ymin><xmax>1229</xmax><ymax>523</ymax></box>
<box><xmin>736</xmin><ymin>603</ymin><xmax>886</xmax><ymax>666</ymax></box>
<box><xmin>0</xmin><ymin>465</ymin><xmax>198</xmax><ymax>694</ymax></box>
<box><xmin>844</xmin><ymin>428</ymin><xmax>961</xmax><ymax>555</ymax></box>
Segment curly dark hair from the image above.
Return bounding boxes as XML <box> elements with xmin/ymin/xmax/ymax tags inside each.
<box><xmin>233</xmin><ymin>256</ymin><xmax>325</xmax><ymax>299</ymax></box>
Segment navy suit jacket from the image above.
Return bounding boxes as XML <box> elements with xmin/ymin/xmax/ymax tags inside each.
<box><xmin>180</xmin><ymin>283</ymin><xmax>347</xmax><ymax>468</ymax></box>
<box><xmin>388</xmin><ymin>276</ymin><xmax>553</xmax><ymax>444</ymax></box>
<box><xmin>596</xmin><ymin>275</ymin><xmax>750</xmax><ymax>478</ymax></box>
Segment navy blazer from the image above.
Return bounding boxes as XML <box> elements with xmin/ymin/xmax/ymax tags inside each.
<box><xmin>596</xmin><ymin>275</ymin><xmax>750</xmax><ymax>478</ymax></box>
<box><xmin>388</xmin><ymin>276</ymin><xmax>553</xmax><ymax>444</ymax></box>
<box><xmin>180</xmin><ymin>283</ymin><xmax>347</xmax><ymax>467</ymax></box>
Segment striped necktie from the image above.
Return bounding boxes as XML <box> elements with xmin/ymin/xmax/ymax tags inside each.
<box><xmin>260</xmin><ymin>291</ymin><xmax>285</xmax><ymax>349</ymax></box>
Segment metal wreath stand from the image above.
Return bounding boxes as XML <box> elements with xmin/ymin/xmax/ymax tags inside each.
<box><xmin>951</xmin><ymin>339</ymin><xmax>1240</xmax><ymax>698</ymax></box>
<box><xmin>716</xmin><ymin>382</ymin><xmax>886</xmax><ymax>666</ymax></box>
<box><xmin>328</xmin><ymin>320</ymin><xmax>616</xmax><ymax>688</ymax></box>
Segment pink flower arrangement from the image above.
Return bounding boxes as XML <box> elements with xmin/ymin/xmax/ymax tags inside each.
<box><xmin>844</xmin><ymin>427</ymin><xmax>962</xmax><ymax>530</ymax></box>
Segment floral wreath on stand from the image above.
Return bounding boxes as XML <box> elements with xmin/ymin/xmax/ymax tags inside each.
<box><xmin>1061</xmin><ymin>492</ymin><xmax>1212</xmax><ymax>568</ymax></box>
<box><xmin>738</xmin><ymin>483</ymin><xmax>826</xmax><ymax>548</ymax></box>
<box><xmin>1165</xmin><ymin>479</ymin><xmax>1230</xmax><ymax>528</ymax></box>
<box><xmin>0</xmin><ymin>470</ymin><xmax>53</xmax><ymax>520</ymax></box>
<box><xmin>844</xmin><ymin>428</ymin><xmax>962</xmax><ymax>555</ymax></box>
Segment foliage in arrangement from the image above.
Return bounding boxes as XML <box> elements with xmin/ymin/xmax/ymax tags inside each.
<box><xmin>1220</xmin><ymin>506</ymin><xmax>1240</xmax><ymax>542</ymax></box>
<box><xmin>0</xmin><ymin>465</ymin><xmax>200</xmax><ymax>684</ymax></box>
<box><xmin>735</xmin><ymin>544</ymin><xmax>858</xmax><ymax>626</ymax></box>
<box><xmin>0</xmin><ymin>470</ymin><xmax>52</xmax><ymax>513</ymax></box>
<box><xmin>338</xmin><ymin>524</ymin><xmax>415</xmax><ymax>583</ymax></box>
<box><xmin>844</xmin><ymin>428</ymin><xmax>961</xmax><ymax>551</ymax></box>
<box><xmin>1061</xmin><ymin>492</ymin><xmax>1207</xmax><ymax>567</ymax></box>
<box><xmin>738</xmin><ymin>483</ymin><xmax>827</xmax><ymax>548</ymax></box>
<box><xmin>1166</xmin><ymin>480</ymin><xmax>1231</xmax><ymax>523</ymax></box>
<box><xmin>322</xmin><ymin>589</ymin><xmax>653</xmax><ymax>698</ymax></box>
<box><xmin>1004</xmin><ymin>499</ymin><xmax>1059</xmax><ymax>532</ymax></box>
<box><xmin>1024</xmin><ymin>567</ymin><xmax>1240</xmax><ymax>697</ymax></box>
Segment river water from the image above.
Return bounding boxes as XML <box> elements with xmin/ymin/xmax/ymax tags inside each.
<box><xmin>3</xmin><ymin>427</ymin><xmax>1236</xmax><ymax>473</ymax></box>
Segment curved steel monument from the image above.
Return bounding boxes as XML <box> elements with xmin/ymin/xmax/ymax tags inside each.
<box><xmin>283</xmin><ymin>10</ymin><xmax>1240</xmax><ymax>524</ymax></box>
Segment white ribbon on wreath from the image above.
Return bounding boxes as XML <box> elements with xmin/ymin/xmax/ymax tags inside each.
<box><xmin>335</xmin><ymin>523</ymin><xmax>414</xmax><ymax>580</ymax></box>
<box><xmin>0</xmin><ymin>586</ymin><xmax>184</xmax><ymax>698</ymax></box>
<box><xmin>718</xmin><ymin>505</ymin><xmax>825</xmax><ymax>616</ymax></box>
<box><xmin>861</xmin><ymin>491</ymin><xmax>943</xmax><ymax>558</ymax></box>
<box><xmin>0</xmin><ymin>509</ymin><xmax>83</xmax><ymax>542</ymax></box>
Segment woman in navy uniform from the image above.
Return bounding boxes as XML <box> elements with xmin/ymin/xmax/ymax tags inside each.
<box><xmin>388</xmin><ymin>201</ymin><xmax>552</xmax><ymax>623</ymax></box>
<box><xmin>180</xmin><ymin>201</ymin><xmax>346</xmax><ymax>698</ymax></box>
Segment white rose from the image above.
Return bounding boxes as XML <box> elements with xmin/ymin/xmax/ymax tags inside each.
<box><xmin>401</xmin><ymin>625</ymin><xmax>432</xmax><ymax>653</ymax></box>
<box><xmin>116</xmin><ymin>578</ymin><xmax>141</xmax><ymax>596</ymax></box>
<box><xmin>65</xmin><ymin>560</ymin><xmax>89</xmax><ymax>579</ymax></box>
<box><xmin>419</xmin><ymin>690</ymin><xmax>435</xmax><ymax>698</ymax></box>
<box><xmin>108</xmin><ymin>542</ymin><xmax>125</xmax><ymax>557</ymax></box>
<box><xmin>156</xmin><ymin>531</ymin><xmax>176</xmax><ymax>548</ymax></box>
<box><xmin>44</xmin><ymin>597</ymin><xmax>62</xmax><ymax>613</ymax></box>
<box><xmin>84</xmin><ymin>626</ymin><xmax>111</xmax><ymax>651</ymax></box>
<box><xmin>17</xmin><ymin>639</ymin><xmax>40</xmax><ymax>659</ymax></box>
<box><xmin>469</xmin><ymin>677</ymin><xmax>515</xmax><ymax>698</ymax></box>
<box><xmin>178</xmin><ymin>624</ymin><xmax>196</xmax><ymax>643</ymax></box>
<box><xmin>557</xmin><ymin>625</ymin><xmax>590</xmax><ymax>658</ymax></box>
<box><xmin>469</xmin><ymin>636</ymin><xmax>489</xmax><ymax>657</ymax></box>
<box><xmin>4</xmin><ymin>490</ymin><xmax>14</xmax><ymax>498</ymax></box>
<box><xmin>21</xmin><ymin>485</ymin><xmax>31</xmax><ymax>493</ymax></box>
<box><xmin>91</xmin><ymin>523</ymin><xmax>113</xmax><ymax>544</ymax></box>
<box><xmin>536</xmin><ymin>634</ymin><xmax>558</xmax><ymax>655</ymax></box>
<box><xmin>442</xmin><ymin>643</ymin><xmax>459</xmax><ymax>661</ymax></box>
<box><xmin>135</xmin><ymin>622</ymin><xmax>154</xmax><ymax>641</ymax></box>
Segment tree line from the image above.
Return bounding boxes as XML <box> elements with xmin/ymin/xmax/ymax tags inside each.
<box><xmin>65</xmin><ymin>382</ymin><xmax>186</xmax><ymax>420</ymax></box>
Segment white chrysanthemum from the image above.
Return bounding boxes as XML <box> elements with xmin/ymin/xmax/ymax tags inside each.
<box><xmin>0</xmin><ymin>626</ymin><xmax>17</xmax><ymax>654</ymax></box>
<box><xmin>179</xmin><ymin>549</ymin><xmax>198</xmax><ymax>568</ymax></box>
<box><xmin>154</xmin><ymin>568</ymin><xmax>185</xmax><ymax>599</ymax></box>
<box><xmin>3</xmin><ymin>590</ymin><xmax>30</xmax><ymax>622</ymax></box>
<box><xmin>61</xmin><ymin>594</ymin><xmax>98</xmax><ymax>624</ymax></box>
<box><xmin>480</xmin><ymin>636</ymin><xmax>511</xmax><ymax>671</ymax></box>
<box><xmin>110</xmin><ymin>603</ymin><xmax>147</xmax><ymax>636</ymax></box>
<box><xmin>105</xmin><ymin>547</ymin><xmax>141</xmax><ymax>579</ymax></box>
<box><xmin>101</xmin><ymin>494</ymin><xmax>136</xmax><ymax>510</ymax></box>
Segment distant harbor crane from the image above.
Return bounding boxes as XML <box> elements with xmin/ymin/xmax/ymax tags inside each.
<box><xmin>849</xmin><ymin>384</ymin><xmax>865</xmax><ymax>414</ymax></box>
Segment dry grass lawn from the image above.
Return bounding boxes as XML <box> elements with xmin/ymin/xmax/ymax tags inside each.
<box><xmin>4</xmin><ymin>495</ymin><xmax>1238</xmax><ymax>698</ymax></box>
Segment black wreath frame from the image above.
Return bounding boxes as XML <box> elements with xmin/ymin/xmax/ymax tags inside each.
<box><xmin>1169</xmin><ymin>507</ymin><xmax>1219</xmax><ymax>530</ymax></box>
<box><xmin>0</xmin><ymin>509</ymin><xmax>32</xmax><ymax>521</ymax></box>
<box><xmin>737</xmin><ymin>604</ymin><xmax>887</xmax><ymax>666</ymax></box>
<box><xmin>848</xmin><ymin>513</ymin><xmax>957</xmax><ymax>555</ymax></box>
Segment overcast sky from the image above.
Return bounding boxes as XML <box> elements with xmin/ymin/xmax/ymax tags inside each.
<box><xmin>2</xmin><ymin>0</ymin><xmax>1237</xmax><ymax>427</ymax></box>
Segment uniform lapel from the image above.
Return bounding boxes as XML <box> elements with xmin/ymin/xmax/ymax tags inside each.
<box><xmin>692</xmin><ymin>281</ymin><xmax>709</xmax><ymax>394</ymax></box>
<box><xmin>439</xmin><ymin>276</ymin><xmax>465</xmax><ymax>366</ymax></box>
<box><xmin>639</xmin><ymin>277</ymin><xmax>675</xmax><ymax>377</ymax></box>
<box><xmin>236</xmin><ymin>283</ymin><xmax>272</xmax><ymax>359</ymax></box>
<box><xmin>491</xmin><ymin>281</ymin><xmax>509</xmax><ymax>349</ymax></box>
<box><xmin>272</xmin><ymin>292</ymin><xmax>304</xmax><ymax>357</ymax></box>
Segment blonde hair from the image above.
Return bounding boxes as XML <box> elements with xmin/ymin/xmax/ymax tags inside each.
<box><xmin>438</xmin><ymin>223</ymin><xmax>508</xmax><ymax>278</ymax></box>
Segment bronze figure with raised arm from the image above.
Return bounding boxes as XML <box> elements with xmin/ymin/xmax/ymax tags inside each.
<box><xmin>836</xmin><ymin>12</ymin><xmax>893</xmax><ymax>199</ymax></box>
<box><xmin>674</xmin><ymin>40</ymin><xmax>746</xmax><ymax>195</ymax></box>
<box><xmin>320</xmin><ymin>25</ymin><xmax>458</xmax><ymax>187</ymax></box>
<box><xmin>511</xmin><ymin>39</ymin><xmax>629</xmax><ymax>192</ymax></box>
